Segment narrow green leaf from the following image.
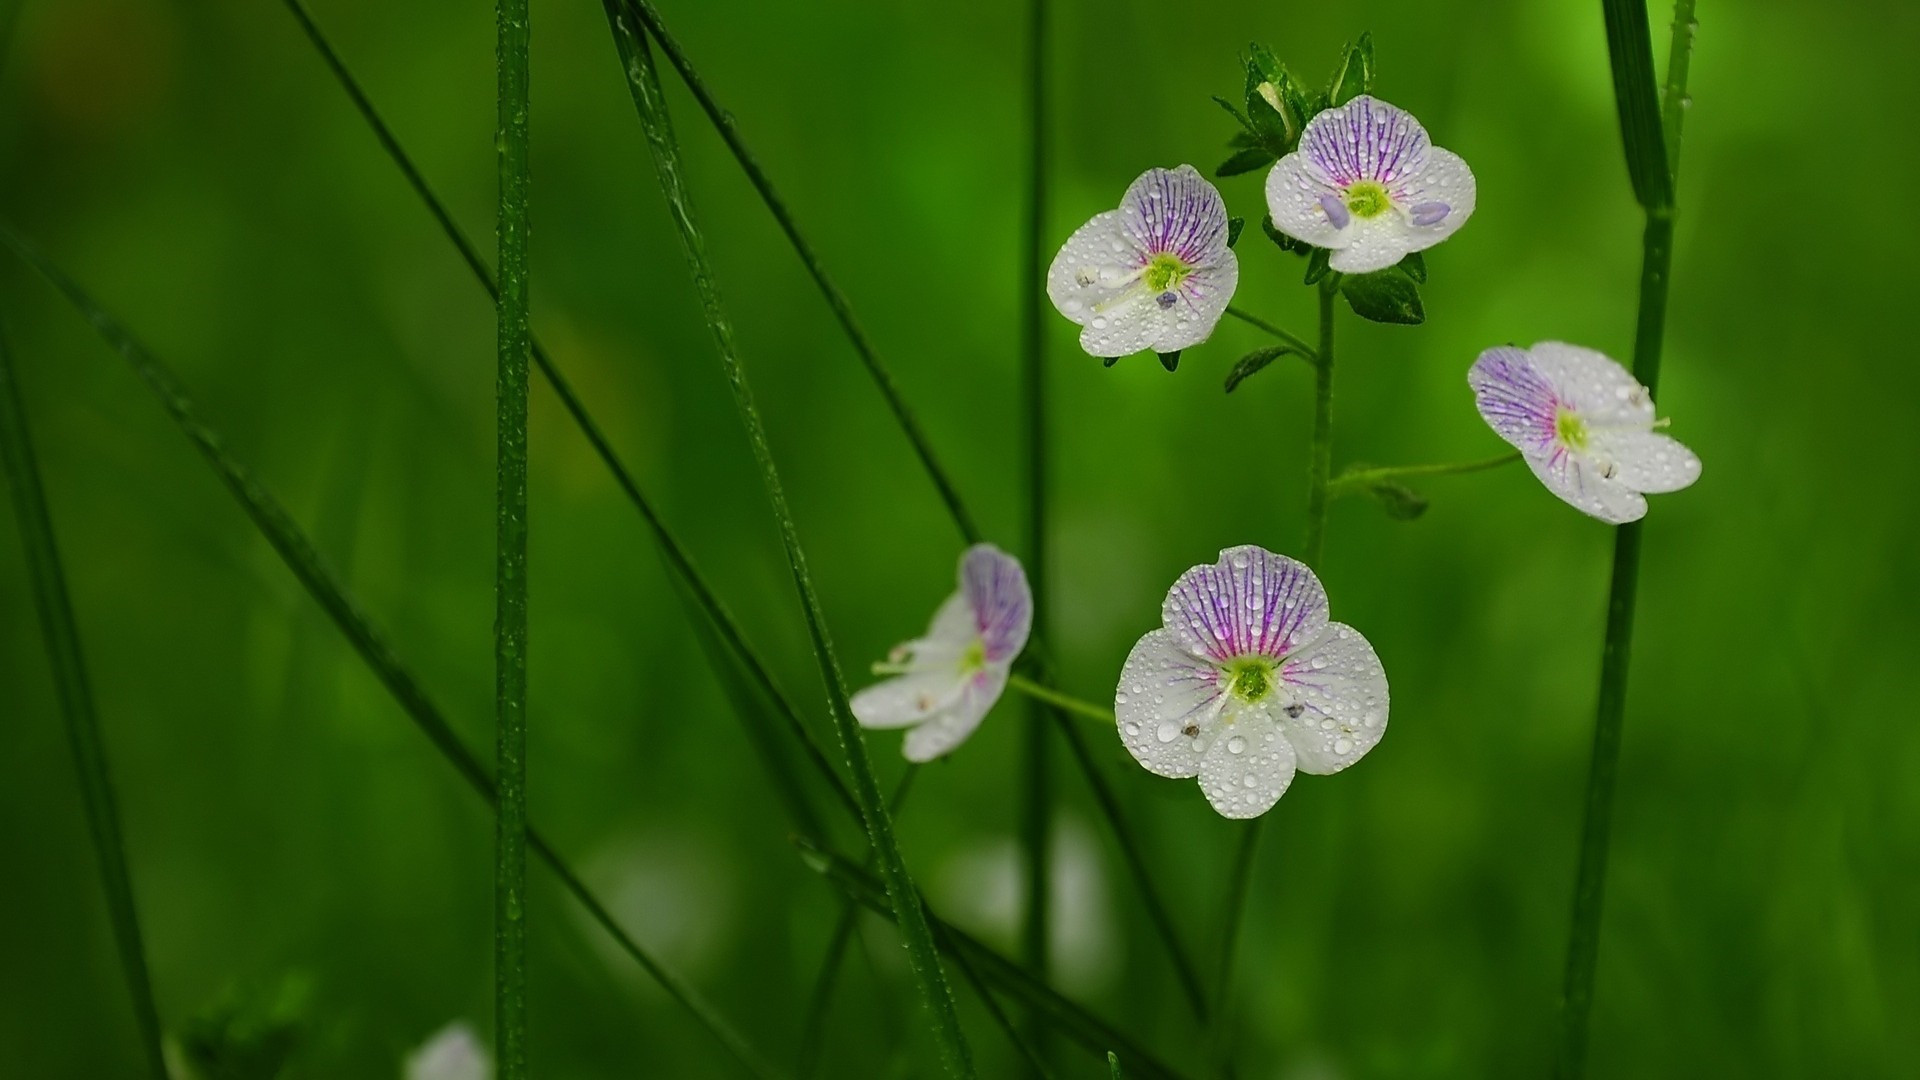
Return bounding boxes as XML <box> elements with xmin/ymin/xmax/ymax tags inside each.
<box><xmin>1303</xmin><ymin>245</ymin><xmax>1332</xmax><ymax>285</ymax></box>
<box><xmin>1214</xmin><ymin>146</ymin><xmax>1275</xmax><ymax>177</ymax></box>
<box><xmin>1212</xmin><ymin>94</ymin><xmax>1257</xmax><ymax>136</ymax></box>
<box><xmin>1601</xmin><ymin>0</ymin><xmax>1674</xmax><ymax>209</ymax></box>
<box><xmin>1398</xmin><ymin>250</ymin><xmax>1427</xmax><ymax>283</ymax></box>
<box><xmin>1242</xmin><ymin>45</ymin><xmax>1303</xmax><ymax>151</ymax></box>
<box><xmin>0</xmin><ymin>326</ymin><xmax>169</xmax><ymax>1079</ymax></box>
<box><xmin>1340</xmin><ymin>269</ymin><xmax>1424</xmax><ymax>324</ymax></box>
<box><xmin>1327</xmin><ymin>37</ymin><xmax>1368</xmax><ymax>106</ymax></box>
<box><xmin>1110</xmin><ymin>1051</ymin><xmax>1123</xmax><ymax>1079</ymax></box>
<box><xmin>0</xmin><ymin>223</ymin><xmax>789</xmax><ymax>1080</ymax></box>
<box><xmin>599</xmin><ymin>12</ymin><xmax>974</xmax><ymax>1077</ymax></box>
<box><xmin>1260</xmin><ymin>214</ymin><xmax>1305</xmax><ymax>255</ymax></box>
<box><xmin>1225</xmin><ymin>216</ymin><xmax>1245</xmax><ymax>247</ymax></box>
<box><xmin>1223</xmin><ymin>345</ymin><xmax>1304</xmax><ymax>393</ymax></box>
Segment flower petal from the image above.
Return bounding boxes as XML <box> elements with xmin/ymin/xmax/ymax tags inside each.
<box><xmin>1298</xmin><ymin>95</ymin><xmax>1432</xmax><ymax>188</ymax></box>
<box><xmin>1526</xmin><ymin>446</ymin><xmax>1648</xmax><ymax>524</ymax></box>
<box><xmin>1197</xmin><ymin>716</ymin><xmax>1297</xmax><ymax>819</ymax></box>
<box><xmin>1047</xmin><ymin>210</ymin><xmax>1146</xmax><ymax>337</ymax></box>
<box><xmin>851</xmin><ymin>670</ymin><xmax>967</xmax><ymax>730</ymax></box>
<box><xmin>1076</xmin><ymin>289</ymin><xmax>1164</xmax><ymax>359</ymax></box>
<box><xmin>1264</xmin><ymin>151</ymin><xmax>1347</xmax><ymax>250</ymax></box>
<box><xmin>1115</xmin><ymin>629</ymin><xmax>1223</xmax><ymax>779</ymax></box>
<box><xmin>1470</xmin><ymin>345</ymin><xmax>1561</xmax><ymax>455</ymax></box>
<box><xmin>1593</xmin><ymin>429</ymin><xmax>1701</xmax><ymax>494</ymax></box>
<box><xmin>1395</xmin><ymin>146</ymin><xmax>1476</xmax><ymax>247</ymax></box>
<box><xmin>903</xmin><ymin>666</ymin><xmax>1007</xmax><ymax>762</ymax></box>
<box><xmin>1528</xmin><ymin>341</ymin><xmax>1654</xmax><ymax>427</ymax></box>
<box><xmin>961</xmin><ymin>544</ymin><xmax>1032</xmax><ymax>663</ymax></box>
<box><xmin>1277</xmin><ymin>622</ymin><xmax>1389</xmax><ymax>775</ymax></box>
<box><xmin>1118</xmin><ymin>164</ymin><xmax>1233</xmax><ymax>270</ymax></box>
<box><xmin>1161</xmin><ymin>545</ymin><xmax>1329</xmax><ymax>664</ymax></box>
<box><xmin>407</xmin><ymin>1023</ymin><xmax>492</xmax><ymax>1080</ymax></box>
<box><xmin>1326</xmin><ymin>214</ymin><xmax>1427</xmax><ymax>274</ymax></box>
<box><xmin>1148</xmin><ymin>252</ymin><xmax>1238</xmax><ymax>352</ymax></box>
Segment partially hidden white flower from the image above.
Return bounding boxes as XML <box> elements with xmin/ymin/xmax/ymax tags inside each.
<box><xmin>1116</xmin><ymin>546</ymin><xmax>1388</xmax><ymax>819</ymax></box>
<box><xmin>1264</xmin><ymin>95</ymin><xmax>1475</xmax><ymax>274</ymax></box>
<box><xmin>1469</xmin><ymin>341</ymin><xmax>1701</xmax><ymax>524</ymax></box>
<box><xmin>405</xmin><ymin>1022</ymin><xmax>492</xmax><ymax>1080</ymax></box>
<box><xmin>1047</xmin><ymin>165</ymin><xmax>1239</xmax><ymax>359</ymax></box>
<box><xmin>851</xmin><ymin>544</ymin><xmax>1032</xmax><ymax>762</ymax></box>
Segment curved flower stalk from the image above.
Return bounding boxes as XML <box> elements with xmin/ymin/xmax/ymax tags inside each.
<box><xmin>1115</xmin><ymin>546</ymin><xmax>1388</xmax><ymax>819</ymax></box>
<box><xmin>1047</xmin><ymin>165</ymin><xmax>1239</xmax><ymax>360</ymax></box>
<box><xmin>1469</xmin><ymin>341</ymin><xmax>1701</xmax><ymax>524</ymax></box>
<box><xmin>1265</xmin><ymin>95</ymin><xmax>1475</xmax><ymax>273</ymax></box>
<box><xmin>853</xmin><ymin>545</ymin><xmax>1033</xmax><ymax>762</ymax></box>
<box><xmin>406</xmin><ymin>1023</ymin><xmax>492</xmax><ymax>1080</ymax></box>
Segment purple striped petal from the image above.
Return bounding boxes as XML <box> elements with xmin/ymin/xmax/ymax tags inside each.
<box><xmin>1299</xmin><ymin>95</ymin><xmax>1430</xmax><ymax>188</ymax></box>
<box><xmin>961</xmin><ymin>544</ymin><xmax>1032</xmax><ymax>664</ymax></box>
<box><xmin>1119</xmin><ymin>165</ymin><xmax>1232</xmax><ymax>268</ymax></box>
<box><xmin>1469</xmin><ymin>346</ymin><xmax>1562</xmax><ymax>454</ymax></box>
<box><xmin>1161</xmin><ymin>546</ymin><xmax>1329</xmax><ymax>664</ymax></box>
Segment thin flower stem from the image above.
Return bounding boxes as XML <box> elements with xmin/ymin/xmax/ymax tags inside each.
<box><xmin>0</xmin><ymin>226</ymin><xmax>788</xmax><ymax>1080</ymax></box>
<box><xmin>0</xmin><ymin>327</ymin><xmax>169</xmax><ymax>1080</ymax></box>
<box><xmin>1555</xmin><ymin>3</ymin><xmax>1695</xmax><ymax>1077</ymax></box>
<box><xmin>1225</xmin><ymin>305</ymin><xmax>1319</xmax><ymax>361</ymax></box>
<box><xmin>1018</xmin><ymin>0</ymin><xmax>1053</xmax><ymax>1037</ymax></box>
<box><xmin>1214</xmin><ymin>275</ymin><xmax>1340</xmax><ymax>1067</ymax></box>
<box><xmin>1327</xmin><ymin>452</ymin><xmax>1522</xmax><ymax>497</ymax></box>
<box><xmin>273</xmin><ymin>0</ymin><xmax>859</xmax><ymax>828</ymax></box>
<box><xmin>600</xmin><ymin>14</ymin><xmax>974</xmax><ymax>1078</ymax></box>
<box><xmin>1007</xmin><ymin>674</ymin><xmax>1112</xmax><ymax>724</ymax></box>
<box><xmin>620</xmin><ymin>0</ymin><xmax>980</xmax><ymax>545</ymax></box>
<box><xmin>950</xmin><ymin>943</ymin><xmax>1061</xmax><ymax>1080</ymax></box>
<box><xmin>491</xmin><ymin>0</ymin><xmax>532</xmax><ymax>1069</ymax></box>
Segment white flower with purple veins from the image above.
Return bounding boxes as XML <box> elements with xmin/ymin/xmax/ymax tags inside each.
<box><xmin>1469</xmin><ymin>341</ymin><xmax>1701</xmax><ymax>524</ymax></box>
<box><xmin>1116</xmin><ymin>546</ymin><xmax>1388</xmax><ymax>819</ymax></box>
<box><xmin>405</xmin><ymin>1022</ymin><xmax>492</xmax><ymax>1080</ymax></box>
<box><xmin>1265</xmin><ymin>95</ymin><xmax>1476</xmax><ymax>274</ymax></box>
<box><xmin>852</xmin><ymin>544</ymin><xmax>1032</xmax><ymax>762</ymax></box>
<box><xmin>1047</xmin><ymin>165</ymin><xmax>1240</xmax><ymax>359</ymax></box>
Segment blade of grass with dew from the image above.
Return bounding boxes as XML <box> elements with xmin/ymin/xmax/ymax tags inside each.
<box><xmin>274</xmin><ymin>0</ymin><xmax>860</xmax><ymax>828</ymax></box>
<box><xmin>1018</xmin><ymin>0</ymin><xmax>1053</xmax><ymax>1051</ymax></box>
<box><xmin>618</xmin><ymin>0</ymin><xmax>978</xmax><ymax>544</ymax></box>
<box><xmin>0</xmin><ymin>324</ymin><xmax>169</xmax><ymax>1080</ymax></box>
<box><xmin>491</xmin><ymin>0</ymin><xmax>532</xmax><ymax>1068</ymax></box>
<box><xmin>598</xmin><ymin>12</ymin><xmax>974</xmax><ymax>1077</ymax></box>
<box><xmin>949</xmin><ymin>942</ymin><xmax>1059</xmax><ymax>1080</ymax></box>
<box><xmin>795</xmin><ymin>839</ymin><xmax>1195</xmax><ymax>1080</ymax></box>
<box><xmin>1555</xmin><ymin>3</ymin><xmax>1696</xmax><ymax>1076</ymax></box>
<box><xmin>0</xmin><ymin>223</ymin><xmax>789</xmax><ymax>1080</ymax></box>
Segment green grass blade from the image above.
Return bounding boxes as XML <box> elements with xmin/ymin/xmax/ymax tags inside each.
<box><xmin>0</xmin><ymin>325</ymin><xmax>170</xmax><ymax>1080</ymax></box>
<box><xmin>798</xmin><ymin>840</ymin><xmax>1195</xmax><ymax>1080</ymax></box>
<box><xmin>621</xmin><ymin>0</ymin><xmax>980</xmax><ymax>545</ymax></box>
<box><xmin>1554</xmin><ymin>4</ymin><xmax>1697</xmax><ymax>1077</ymax></box>
<box><xmin>948</xmin><ymin>942</ymin><xmax>1059</xmax><ymax>1080</ymax></box>
<box><xmin>492</xmin><ymin>0</ymin><xmax>532</xmax><ymax>1069</ymax></box>
<box><xmin>1600</xmin><ymin>0</ymin><xmax>1674</xmax><ymax>210</ymax></box>
<box><xmin>599</xmin><ymin>11</ymin><xmax>974</xmax><ymax>1077</ymax></box>
<box><xmin>273</xmin><ymin>0</ymin><xmax>858</xmax><ymax>829</ymax></box>
<box><xmin>0</xmin><ymin>224</ymin><xmax>788</xmax><ymax>1080</ymax></box>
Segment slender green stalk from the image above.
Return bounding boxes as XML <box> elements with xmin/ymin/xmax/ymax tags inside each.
<box><xmin>1224</xmin><ymin>306</ymin><xmax>1319</xmax><ymax>360</ymax></box>
<box><xmin>491</xmin><ymin>0</ymin><xmax>531</xmax><ymax>1070</ymax></box>
<box><xmin>798</xmin><ymin>839</ymin><xmax>1195</xmax><ymax>1080</ymax></box>
<box><xmin>1018</xmin><ymin>0</ymin><xmax>1053</xmax><ymax>1023</ymax></box>
<box><xmin>0</xmin><ymin>327</ymin><xmax>169</xmax><ymax>1080</ymax></box>
<box><xmin>1006</xmin><ymin>674</ymin><xmax>1112</xmax><ymax>725</ymax></box>
<box><xmin>1327</xmin><ymin>452</ymin><xmax>1521</xmax><ymax>497</ymax></box>
<box><xmin>1213</xmin><ymin>276</ymin><xmax>1341</xmax><ymax>1064</ymax></box>
<box><xmin>274</xmin><ymin>0</ymin><xmax>858</xmax><ymax>828</ymax></box>
<box><xmin>621</xmin><ymin>0</ymin><xmax>979</xmax><ymax>544</ymax></box>
<box><xmin>0</xmin><ymin>224</ymin><xmax>787</xmax><ymax>1080</ymax></box>
<box><xmin>600</xmin><ymin>13</ymin><xmax>973</xmax><ymax>1077</ymax></box>
<box><xmin>949</xmin><ymin>943</ymin><xmax>1060</xmax><ymax>1080</ymax></box>
<box><xmin>1555</xmin><ymin>4</ymin><xmax>1695</xmax><ymax>1077</ymax></box>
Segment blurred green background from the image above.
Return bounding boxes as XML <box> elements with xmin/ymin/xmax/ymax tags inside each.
<box><xmin>2</xmin><ymin>0</ymin><xmax>1914</xmax><ymax>1076</ymax></box>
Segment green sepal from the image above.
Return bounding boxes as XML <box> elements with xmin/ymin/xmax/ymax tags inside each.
<box><xmin>1397</xmin><ymin>250</ymin><xmax>1428</xmax><ymax>283</ymax></box>
<box><xmin>1243</xmin><ymin>44</ymin><xmax>1307</xmax><ymax>152</ymax></box>
<box><xmin>1227</xmin><ymin>130</ymin><xmax>1262</xmax><ymax>149</ymax></box>
<box><xmin>1226</xmin><ymin>217</ymin><xmax>1246</xmax><ymax>247</ymax></box>
<box><xmin>1216</xmin><ymin>147</ymin><xmax>1275</xmax><ymax>178</ymax></box>
<box><xmin>1327</xmin><ymin>32</ymin><xmax>1376</xmax><ymax>106</ymax></box>
<box><xmin>1367</xmin><ymin>480</ymin><xmax>1429</xmax><ymax>520</ymax></box>
<box><xmin>1223</xmin><ymin>344</ymin><xmax>1308</xmax><ymax>393</ymax></box>
<box><xmin>1157</xmin><ymin>351</ymin><xmax>1181</xmax><ymax>372</ymax></box>
<box><xmin>1102</xmin><ymin>356</ymin><xmax>1122</xmax><ymax>368</ymax></box>
<box><xmin>1212</xmin><ymin>95</ymin><xmax>1257</xmax><ymax>136</ymax></box>
<box><xmin>1261</xmin><ymin>215</ymin><xmax>1306</xmax><ymax>255</ymax></box>
<box><xmin>1303</xmin><ymin>246</ymin><xmax>1333</xmax><ymax>285</ymax></box>
<box><xmin>1340</xmin><ymin>269</ymin><xmax>1425</xmax><ymax>324</ymax></box>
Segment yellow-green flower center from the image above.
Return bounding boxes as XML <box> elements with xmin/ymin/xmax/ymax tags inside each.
<box><xmin>1345</xmin><ymin>180</ymin><xmax>1392</xmax><ymax>219</ymax></box>
<box><xmin>1227</xmin><ymin>659</ymin><xmax>1276</xmax><ymax>703</ymax></box>
<box><xmin>960</xmin><ymin>640</ymin><xmax>987</xmax><ymax>673</ymax></box>
<box><xmin>1555</xmin><ymin>409</ymin><xmax>1590</xmax><ymax>450</ymax></box>
<box><xmin>1143</xmin><ymin>252</ymin><xmax>1192</xmax><ymax>293</ymax></box>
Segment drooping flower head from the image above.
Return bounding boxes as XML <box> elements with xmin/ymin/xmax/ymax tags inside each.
<box><xmin>405</xmin><ymin>1022</ymin><xmax>492</xmax><ymax>1080</ymax></box>
<box><xmin>1047</xmin><ymin>165</ymin><xmax>1239</xmax><ymax>360</ymax></box>
<box><xmin>1469</xmin><ymin>341</ymin><xmax>1701</xmax><ymax>524</ymax></box>
<box><xmin>852</xmin><ymin>544</ymin><xmax>1032</xmax><ymax>762</ymax></box>
<box><xmin>1265</xmin><ymin>95</ymin><xmax>1475</xmax><ymax>274</ymax></box>
<box><xmin>1116</xmin><ymin>546</ymin><xmax>1388</xmax><ymax>819</ymax></box>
